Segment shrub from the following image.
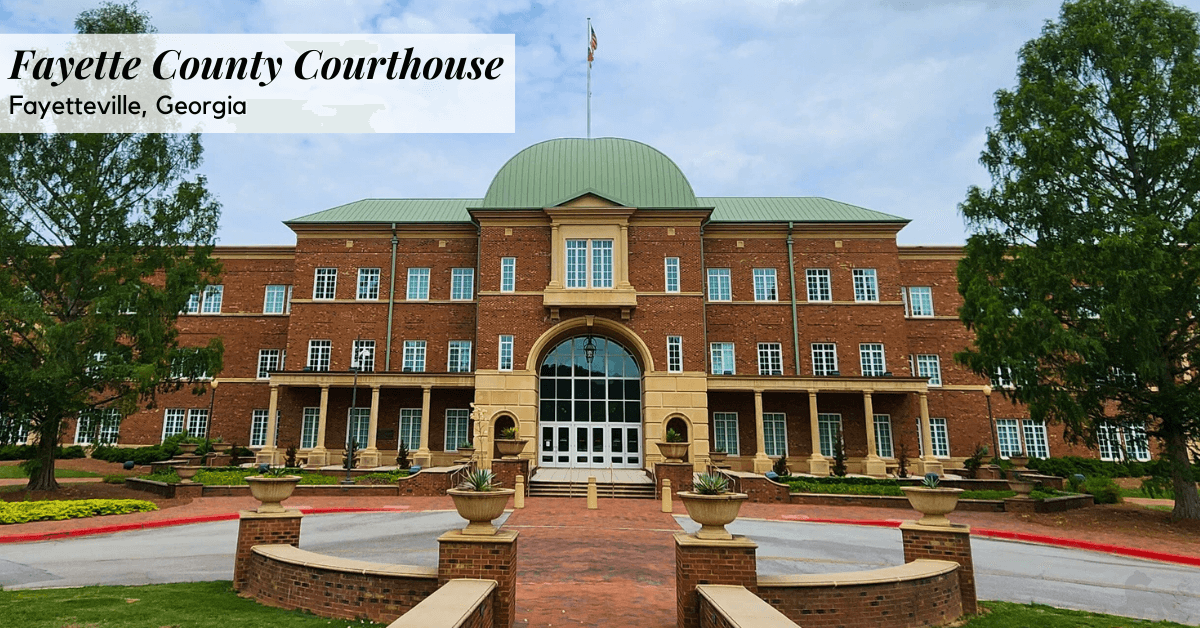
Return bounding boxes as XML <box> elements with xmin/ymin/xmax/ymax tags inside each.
<box><xmin>356</xmin><ymin>471</ymin><xmax>410</xmax><ymax>484</ymax></box>
<box><xmin>396</xmin><ymin>440</ymin><xmax>411</xmax><ymax>470</ymax></box>
<box><xmin>0</xmin><ymin>499</ymin><xmax>157</xmax><ymax>524</ymax></box>
<box><xmin>0</xmin><ymin>444</ymin><xmax>87</xmax><ymax>461</ymax></box>
<box><xmin>1140</xmin><ymin>476</ymin><xmax>1174</xmax><ymax>500</ymax></box>
<box><xmin>831</xmin><ymin>430</ymin><xmax>847</xmax><ymax>477</ymax></box>
<box><xmin>1083</xmin><ymin>477</ymin><xmax>1123</xmax><ymax>504</ymax></box>
<box><xmin>896</xmin><ymin>443</ymin><xmax>910</xmax><ymax>478</ymax></box>
<box><xmin>964</xmin><ymin>443</ymin><xmax>989</xmax><ymax>476</ymax></box>
<box><xmin>771</xmin><ymin>454</ymin><xmax>789</xmax><ymax>477</ymax></box>
<box><xmin>102</xmin><ymin>474</ymin><xmax>126</xmax><ymax>484</ymax></box>
<box><xmin>92</xmin><ymin>444</ymin><xmax>171</xmax><ymax>465</ymax></box>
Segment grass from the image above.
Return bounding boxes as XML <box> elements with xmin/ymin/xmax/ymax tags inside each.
<box><xmin>966</xmin><ymin>601</ymin><xmax>1191</xmax><ymax>627</ymax></box>
<box><xmin>0</xmin><ymin>581</ymin><xmax>386</xmax><ymax>627</ymax></box>
<box><xmin>0</xmin><ymin>467</ymin><xmax>102</xmax><ymax>479</ymax></box>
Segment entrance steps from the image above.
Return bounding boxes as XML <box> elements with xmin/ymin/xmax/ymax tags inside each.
<box><xmin>528</xmin><ymin>468</ymin><xmax>656</xmax><ymax>499</ymax></box>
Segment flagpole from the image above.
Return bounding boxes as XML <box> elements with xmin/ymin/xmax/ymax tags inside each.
<box><xmin>586</xmin><ymin>17</ymin><xmax>591</xmax><ymax>139</ymax></box>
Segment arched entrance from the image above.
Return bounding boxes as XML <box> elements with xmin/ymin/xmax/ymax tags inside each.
<box><xmin>538</xmin><ymin>335</ymin><xmax>642</xmax><ymax>468</ymax></box>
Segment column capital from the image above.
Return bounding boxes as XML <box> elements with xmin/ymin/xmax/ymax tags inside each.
<box><xmin>370</xmin><ymin>383</ymin><xmax>381</xmax><ymax>391</ymax></box>
<box><xmin>320</xmin><ymin>383</ymin><xmax>330</xmax><ymax>391</ymax></box>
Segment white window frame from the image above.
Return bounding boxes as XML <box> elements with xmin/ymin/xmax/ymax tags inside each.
<box><xmin>818</xmin><ymin>413</ymin><xmax>842</xmax><ymax>457</ymax></box>
<box><xmin>992</xmin><ymin>366</ymin><xmax>1014</xmax><ymax>389</ymax></box>
<box><xmin>806</xmin><ymin>268</ymin><xmax>831</xmax><ymax>302</ymax></box>
<box><xmin>710</xmin><ymin>342</ymin><xmax>736</xmax><ymax>375</ymax></box>
<box><xmin>406</xmin><ymin>268</ymin><xmax>430</xmax><ymax>301</ymax></box>
<box><xmin>667</xmin><ymin>336</ymin><xmax>683</xmax><ymax>373</ymax></box>
<box><xmin>346</xmin><ymin>407</ymin><xmax>370</xmax><ymax>448</ymax></box>
<box><xmin>186</xmin><ymin>409</ymin><xmax>209</xmax><ymax>439</ymax></box>
<box><xmin>929</xmin><ymin>417</ymin><xmax>949</xmax><ymax>458</ymax></box>
<box><xmin>757</xmin><ymin>343</ymin><xmax>783</xmax><ymax>375</ymax></box>
<box><xmin>301</xmin><ymin>407</ymin><xmax>320</xmax><ymax>449</ymax></box>
<box><xmin>1097</xmin><ymin>423</ymin><xmax>1151</xmax><ymax>462</ymax></box>
<box><xmin>352</xmin><ymin>340</ymin><xmax>375</xmax><ymax>372</ymax></box>
<box><xmin>712</xmin><ymin>412</ymin><xmax>739</xmax><ymax>456</ymax></box>
<box><xmin>664</xmin><ymin>257</ymin><xmax>680</xmax><ymax>293</ymax></box>
<box><xmin>852</xmin><ymin>268</ymin><xmax>878</xmax><ymax>302</ymax></box>
<box><xmin>402</xmin><ymin>340</ymin><xmax>427</xmax><ymax>373</ymax></box>
<box><xmin>906</xmin><ymin>286</ymin><xmax>934</xmax><ymax>317</ymax></box>
<box><xmin>591</xmin><ymin>240</ymin><xmax>613</xmax><ymax>288</ymax></box>
<box><xmin>1023</xmin><ymin>419</ymin><xmax>1050</xmax><ymax>458</ymax></box>
<box><xmin>399</xmin><ymin>408</ymin><xmax>422</xmax><ymax>450</ymax></box>
<box><xmin>257</xmin><ymin>349</ymin><xmax>282</xmax><ymax>379</ymax></box>
<box><xmin>307</xmin><ymin>340</ymin><xmax>331</xmax><ymax>372</ymax></box>
<box><xmin>444</xmin><ymin>409</ymin><xmax>470</xmax><ymax>451</ymax></box>
<box><xmin>313</xmin><ymin>268</ymin><xmax>338</xmax><ymax>300</ymax></box>
<box><xmin>263</xmin><ymin>285</ymin><xmax>288</xmax><ymax>314</ymax></box>
<box><xmin>565</xmin><ymin>239</ymin><xmax>614</xmax><ymax>289</ymax></box>
<box><xmin>162</xmin><ymin>408</ymin><xmax>186</xmax><ymax>441</ymax></box>
<box><xmin>200</xmin><ymin>285</ymin><xmax>223</xmax><ymax>314</ymax></box>
<box><xmin>1123</xmin><ymin>424</ymin><xmax>1151</xmax><ymax>461</ymax></box>
<box><xmin>499</xmin><ymin>335</ymin><xmax>514</xmax><ymax>371</ymax></box>
<box><xmin>753</xmin><ymin>268</ymin><xmax>778</xmax><ymax>302</ymax></box>
<box><xmin>707</xmin><ymin>268</ymin><xmax>732</xmax><ymax>301</ymax></box>
<box><xmin>75</xmin><ymin>408</ymin><xmax>120</xmax><ymax>445</ymax></box>
<box><xmin>448</xmin><ymin>340</ymin><xmax>472</xmax><ymax>373</ymax></box>
<box><xmin>451</xmin><ymin>268</ymin><xmax>475</xmax><ymax>301</ymax></box>
<box><xmin>185</xmin><ymin>292</ymin><xmax>200</xmax><ymax>314</ymax></box>
<box><xmin>996</xmin><ymin>418</ymin><xmax>1022</xmax><ymax>458</ymax></box>
<box><xmin>249</xmin><ymin>409</ymin><xmax>269</xmax><ymax>448</ymax></box>
<box><xmin>357</xmin><ymin>268</ymin><xmax>381</xmax><ymax>300</ymax></box>
<box><xmin>873</xmin><ymin>414</ymin><xmax>894</xmax><ymax>458</ymax></box>
<box><xmin>915</xmin><ymin>354</ymin><xmax>942</xmax><ymax>386</ymax></box>
<box><xmin>859</xmin><ymin>343</ymin><xmax>885</xmax><ymax>377</ymax></box>
<box><xmin>811</xmin><ymin>343</ymin><xmax>838</xmax><ymax>376</ymax></box>
<box><xmin>500</xmin><ymin>257</ymin><xmax>516</xmax><ymax>293</ymax></box>
<box><xmin>763</xmin><ymin>412</ymin><xmax>787</xmax><ymax>457</ymax></box>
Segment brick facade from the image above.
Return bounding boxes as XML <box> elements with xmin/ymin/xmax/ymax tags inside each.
<box><xmin>900</xmin><ymin>522</ymin><xmax>977</xmax><ymax>615</ymax></box>
<box><xmin>233</xmin><ymin>510</ymin><xmax>302</xmax><ymax>590</ymax></box>
<box><xmin>438</xmin><ymin>529</ymin><xmax>519</xmax><ymax>628</ymax></box>
<box><xmin>674</xmin><ymin>533</ymin><xmax>759</xmax><ymax>628</ymax></box>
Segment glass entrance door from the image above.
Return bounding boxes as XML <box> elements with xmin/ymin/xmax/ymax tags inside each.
<box><xmin>538</xmin><ymin>336</ymin><xmax>642</xmax><ymax>469</ymax></box>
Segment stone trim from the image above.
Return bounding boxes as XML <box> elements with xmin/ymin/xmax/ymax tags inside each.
<box><xmin>252</xmin><ymin>544</ymin><xmax>437</xmax><ymax>579</ymax></box>
<box><xmin>757</xmin><ymin>559</ymin><xmax>957</xmax><ymax>588</ymax></box>
<box><xmin>387</xmin><ymin>579</ymin><xmax>496</xmax><ymax>628</ymax></box>
<box><xmin>696</xmin><ymin>585</ymin><xmax>795</xmax><ymax>628</ymax></box>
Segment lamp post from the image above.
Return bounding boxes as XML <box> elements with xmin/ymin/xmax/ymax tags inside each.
<box><xmin>343</xmin><ymin>346</ymin><xmax>370</xmax><ymax>484</ymax></box>
<box><xmin>983</xmin><ymin>384</ymin><xmax>997</xmax><ymax>462</ymax></box>
<box><xmin>207</xmin><ymin>379</ymin><xmax>219</xmax><ymax>440</ymax></box>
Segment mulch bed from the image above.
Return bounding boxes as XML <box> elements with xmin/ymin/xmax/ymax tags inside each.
<box><xmin>0</xmin><ymin>458</ymin><xmax>188</xmax><ymax>510</ymax></box>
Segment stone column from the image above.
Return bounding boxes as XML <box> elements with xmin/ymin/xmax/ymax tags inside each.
<box><xmin>233</xmin><ymin>510</ymin><xmax>303</xmax><ymax>591</ymax></box>
<box><xmin>256</xmin><ymin>384</ymin><xmax>280</xmax><ymax>465</ymax></box>
<box><xmin>674</xmin><ymin>533</ymin><xmax>758</xmax><ymax>628</ymax></box>
<box><xmin>310</xmin><ymin>384</ymin><xmax>330</xmax><ymax>466</ymax></box>
<box><xmin>359</xmin><ymin>385</ymin><xmax>382</xmax><ymax>468</ymax></box>
<box><xmin>752</xmin><ymin>390</ymin><xmax>772</xmax><ymax>473</ymax></box>
<box><xmin>901</xmin><ymin>522</ymin><xmax>977</xmax><ymax>615</ymax></box>
<box><xmin>438</xmin><ymin>530</ymin><xmax>519</xmax><ymax>628</ymax></box>
<box><xmin>415</xmin><ymin>385</ymin><xmax>433</xmax><ymax>466</ymax></box>
<box><xmin>863</xmin><ymin>391</ymin><xmax>886</xmax><ymax>477</ymax></box>
<box><xmin>807</xmin><ymin>390</ymin><xmax>829</xmax><ymax>476</ymax></box>
<box><xmin>548</xmin><ymin>224</ymin><xmax>562</xmax><ymax>288</ymax></box>
<box><xmin>918</xmin><ymin>392</ymin><xmax>942</xmax><ymax>475</ymax></box>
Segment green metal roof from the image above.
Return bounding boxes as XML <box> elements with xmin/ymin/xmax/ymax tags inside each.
<box><xmin>286</xmin><ymin>199</ymin><xmax>475</xmax><ymax>224</ymax></box>
<box><xmin>480</xmin><ymin>138</ymin><xmax>699</xmax><ymax>208</ymax></box>
<box><xmin>700</xmin><ymin>197</ymin><xmax>908</xmax><ymax>223</ymax></box>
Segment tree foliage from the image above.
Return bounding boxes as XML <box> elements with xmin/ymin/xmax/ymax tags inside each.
<box><xmin>0</xmin><ymin>2</ymin><xmax>222</xmax><ymax>491</ymax></box>
<box><xmin>957</xmin><ymin>0</ymin><xmax>1200</xmax><ymax>519</ymax></box>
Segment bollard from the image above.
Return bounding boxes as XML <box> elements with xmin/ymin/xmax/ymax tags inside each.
<box><xmin>514</xmin><ymin>475</ymin><xmax>525</xmax><ymax>509</ymax></box>
<box><xmin>587</xmin><ymin>476</ymin><xmax>598</xmax><ymax>509</ymax></box>
<box><xmin>661</xmin><ymin>478</ymin><xmax>673</xmax><ymax>513</ymax></box>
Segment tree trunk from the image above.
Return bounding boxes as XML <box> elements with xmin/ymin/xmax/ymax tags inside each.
<box><xmin>1163</xmin><ymin>426</ymin><xmax>1200</xmax><ymax>520</ymax></box>
<box><xmin>25</xmin><ymin>424</ymin><xmax>59</xmax><ymax>492</ymax></box>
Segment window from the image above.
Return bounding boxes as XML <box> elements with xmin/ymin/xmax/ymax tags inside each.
<box><xmin>300</xmin><ymin>407</ymin><xmax>320</xmax><ymax>449</ymax></box>
<box><xmin>710</xmin><ymin>342</ymin><xmax>736</xmax><ymax>375</ymax></box>
<box><xmin>499</xmin><ymin>335</ymin><xmax>514</xmax><ymax>371</ymax></box>
<box><xmin>1098</xmin><ymin>423</ymin><xmax>1151</xmax><ymax>461</ymax></box>
<box><xmin>352</xmin><ymin>340</ymin><xmax>375</xmax><ymax>372</ymax></box>
<box><xmin>664</xmin><ymin>257</ymin><xmax>680</xmax><ymax>293</ymax></box>
<box><xmin>906</xmin><ymin>287</ymin><xmax>933</xmax><ymax>317</ymax></box>
<box><xmin>566</xmin><ymin>239</ymin><xmax>613</xmax><ymax>288</ymax></box>
<box><xmin>667</xmin><ymin>336</ymin><xmax>683</xmax><ymax>373</ymax></box>
<box><xmin>753</xmin><ymin>268</ymin><xmax>778</xmax><ymax>302</ymax></box>
<box><xmin>852</xmin><ymin>268</ymin><xmax>878</xmax><ymax>302</ymax></box>
<box><xmin>818</xmin><ymin>413</ymin><xmax>842</xmax><ymax>457</ymax></box>
<box><xmin>250</xmin><ymin>409</ymin><xmax>269</xmax><ymax>447</ymax></box>
<box><xmin>448</xmin><ymin>340</ymin><xmax>472</xmax><ymax>373</ymax></box>
<box><xmin>996</xmin><ymin>419</ymin><xmax>1022</xmax><ymax>458</ymax></box>
<box><xmin>763</xmin><ymin>413</ymin><xmax>787</xmax><ymax>457</ymax></box>
<box><xmin>500</xmin><ymin>257</ymin><xmax>516</xmax><ymax>292</ymax></box>
<box><xmin>757</xmin><ymin>343</ymin><xmax>783</xmax><ymax>375</ymax></box>
<box><xmin>451</xmin><ymin>268</ymin><xmax>475</xmax><ymax>300</ymax></box>
<box><xmin>200</xmin><ymin>285</ymin><xmax>223</xmax><ymax>314</ymax></box>
<box><xmin>929</xmin><ymin>418</ymin><xmax>949</xmax><ymax>458</ymax></box>
<box><xmin>707</xmin><ymin>268</ymin><xmax>731</xmax><ymax>301</ymax></box>
<box><xmin>873</xmin><ymin>415</ymin><xmax>894</xmax><ymax>458</ymax></box>
<box><xmin>1023</xmin><ymin>420</ymin><xmax>1049</xmax><ymax>458</ymax></box>
<box><xmin>307</xmin><ymin>340</ymin><xmax>331</xmax><ymax>372</ymax></box>
<box><xmin>811</xmin><ymin>343</ymin><xmax>838</xmax><ymax>376</ymax></box>
<box><xmin>1</xmin><ymin>418</ymin><xmax>27</xmax><ymax>445</ymax></box>
<box><xmin>357</xmin><ymin>268</ymin><xmax>381</xmax><ymax>300</ymax></box>
<box><xmin>712</xmin><ymin>412</ymin><xmax>739</xmax><ymax>455</ymax></box>
<box><xmin>313</xmin><ymin>268</ymin><xmax>337</xmax><ymax>300</ymax></box>
<box><xmin>402</xmin><ymin>341</ymin><xmax>426</xmax><ymax>372</ymax></box>
<box><xmin>264</xmin><ymin>285</ymin><xmax>289</xmax><ymax>314</ymax></box>
<box><xmin>347</xmin><ymin>407</ymin><xmax>370</xmax><ymax>448</ymax></box>
<box><xmin>859</xmin><ymin>343</ymin><xmax>885</xmax><ymax>377</ymax></box>
<box><xmin>1124</xmin><ymin>425</ymin><xmax>1151</xmax><ymax>461</ymax></box>
<box><xmin>185</xmin><ymin>292</ymin><xmax>200</xmax><ymax>314</ymax></box>
<box><xmin>445</xmin><ymin>409</ymin><xmax>470</xmax><ymax>451</ymax></box>
<box><xmin>399</xmin><ymin>408</ymin><xmax>422</xmax><ymax>450</ymax></box>
<box><xmin>257</xmin><ymin>349</ymin><xmax>282</xmax><ymax>379</ymax></box>
<box><xmin>169</xmin><ymin>354</ymin><xmax>210</xmax><ymax>381</ymax></box>
<box><xmin>806</xmin><ymin>268</ymin><xmax>831</xmax><ymax>302</ymax></box>
<box><xmin>76</xmin><ymin>408</ymin><xmax>120</xmax><ymax>445</ymax></box>
<box><xmin>162</xmin><ymin>409</ymin><xmax>186</xmax><ymax>440</ymax></box>
<box><xmin>1097</xmin><ymin>423</ymin><xmax>1121</xmax><ymax>461</ymax></box>
<box><xmin>992</xmin><ymin>366</ymin><xmax>1013</xmax><ymax>389</ymax></box>
<box><xmin>187</xmin><ymin>409</ymin><xmax>209</xmax><ymax>439</ymax></box>
<box><xmin>915</xmin><ymin>354</ymin><xmax>942</xmax><ymax>386</ymax></box>
<box><xmin>407</xmin><ymin>268</ymin><xmax>430</xmax><ymax>300</ymax></box>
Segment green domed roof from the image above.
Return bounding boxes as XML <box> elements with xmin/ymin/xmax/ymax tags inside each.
<box><xmin>481</xmin><ymin>138</ymin><xmax>699</xmax><ymax>208</ymax></box>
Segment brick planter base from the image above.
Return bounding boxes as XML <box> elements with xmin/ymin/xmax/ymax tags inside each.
<box><xmin>439</xmin><ymin>529</ymin><xmax>519</xmax><ymax>628</ymax></box>
<box><xmin>233</xmin><ymin>510</ymin><xmax>302</xmax><ymax>591</ymax></box>
<box><xmin>900</xmin><ymin>521</ymin><xmax>977</xmax><ymax>614</ymax></box>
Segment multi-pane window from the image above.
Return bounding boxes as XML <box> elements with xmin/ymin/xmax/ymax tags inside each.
<box><xmin>402</xmin><ymin>341</ymin><xmax>426</xmax><ymax>372</ymax></box>
<box><xmin>712</xmin><ymin>412</ymin><xmax>739</xmax><ymax>455</ymax></box>
<box><xmin>399</xmin><ymin>408</ymin><xmax>422</xmax><ymax>450</ymax></box>
<box><xmin>757</xmin><ymin>343</ymin><xmax>783</xmax><ymax>375</ymax></box>
<box><xmin>445</xmin><ymin>409</ymin><xmax>470</xmax><ymax>451</ymax></box>
<box><xmin>263</xmin><ymin>285</ymin><xmax>289</xmax><ymax>314</ymax></box>
<box><xmin>1023</xmin><ymin>420</ymin><xmax>1049</xmax><ymax>458</ymax></box>
<box><xmin>499</xmin><ymin>335</ymin><xmax>514</xmax><ymax>371</ymax></box>
<box><xmin>996</xmin><ymin>419</ymin><xmax>1022</xmax><ymax>458</ymax></box>
<box><xmin>1097</xmin><ymin>423</ymin><xmax>1121</xmax><ymax>461</ymax></box>
<box><xmin>307</xmin><ymin>340</ymin><xmax>331</xmax><ymax>372</ymax></box>
<box><xmin>806</xmin><ymin>268</ymin><xmax>831</xmax><ymax>302</ymax></box>
<box><xmin>591</xmin><ymin>240</ymin><xmax>613</xmax><ymax>288</ymax></box>
<box><xmin>859</xmin><ymin>343</ymin><xmax>885</xmax><ymax>377</ymax></box>
<box><xmin>1097</xmin><ymin>423</ymin><xmax>1150</xmax><ymax>461</ymax></box>
<box><xmin>257</xmin><ymin>349</ymin><xmax>282</xmax><ymax>379</ymax></box>
<box><xmin>710</xmin><ymin>342</ymin><xmax>736</xmax><ymax>375</ymax></box>
<box><xmin>565</xmin><ymin>239</ymin><xmax>614</xmax><ymax>288</ymax></box>
<box><xmin>905</xmin><ymin>287</ymin><xmax>934</xmax><ymax>317</ymax></box>
<box><xmin>929</xmin><ymin>418</ymin><xmax>949</xmax><ymax>458</ymax></box>
<box><xmin>915</xmin><ymin>354</ymin><xmax>942</xmax><ymax>386</ymax></box>
<box><xmin>811</xmin><ymin>343</ymin><xmax>838</xmax><ymax>376</ymax></box>
<box><xmin>852</xmin><ymin>268</ymin><xmax>878</xmax><ymax>302</ymax></box>
<box><xmin>301</xmin><ymin>407</ymin><xmax>320</xmax><ymax>449</ymax></box>
<box><xmin>185</xmin><ymin>292</ymin><xmax>200</xmax><ymax>314</ymax></box>
<box><xmin>667</xmin><ymin>336</ymin><xmax>683</xmax><ymax>373</ymax></box>
<box><xmin>201</xmin><ymin>285</ymin><xmax>223</xmax><ymax>314</ymax></box>
<box><xmin>664</xmin><ymin>257</ymin><xmax>680</xmax><ymax>293</ymax></box>
<box><xmin>1124</xmin><ymin>425</ymin><xmax>1151</xmax><ymax>461</ymax></box>
<box><xmin>250</xmin><ymin>409</ymin><xmax>269</xmax><ymax>447</ymax></box>
<box><xmin>566</xmin><ymin>240</ymin><xmax>588</xmax><ymax>288</ymax></box>
<box><xmin>313</xmin><ymin>268</ymin><xmax>338</xmax><ymax>300</ymax></box>
<box><xmin>448</xmin><ymin>341</ymin><xmax>472</xmax><ymax>373</ymax></box>
<box><xmin>162</xmin><ymin>408</ymin><xmax>186</xmax><ymax>440</ymax></box>
<box><xmin>707</xmin><ymin>268</ymin><xmax>731</xmax><ymax>301</ymax></box>
<box><xmin>352</xmin><ymin>340</ymin><xmax>375</xmax><ymax>372</ymax></box>
<box><xmin>407</xmin><ymin>268</ymin><xmax>430</xmax><ymax>300</ymax></box>
<box><xmin>992</xmin><ymin>366</ymin><xmax>1014</xmax><ymax>389</ymax></box>
<box><xmin>873</xmin><ymin>415</ymin><xmax>894</xmax><ymax>458</ymax></box>
<box><xmin>187</xmin><ymin>409</ymin><xmax>209</xmax><ymax>439</ymax></box>
<box><xmin>763</xmin><ymin>412</ymin><xmax>787</xmax><ymax>457</ymax></box>
<box><xmin>75</xmin><ymin>408</ymin><xmax>120</xmax><ymax>445</ymax></box>
<box><xmin>451</xmin><ymin>268</ymin><xmax>475</xmax><ymax>300</ymax></box>
<box><xmin>357</xmin><ymin>268</ymin><xmax>381</xmax><ymax>300</ymax></box>
<box><xmin>818</xmin><ymin>413</ymin><xmax>843</xmax><ymax>457</ymax></box>
<box><xmin>500</xmin><ymin>257</ymin><xmax>516</xmax><ymax>292</ymax></box>
<box><xmin>347</xmin><ymin>407</ymin><xmax>370</xmax><ymax>448</ymax></box>
<box><xmin>753</xmin><ymin>268</ymin><xmax>778</xmax><ymax>302</ymax></box>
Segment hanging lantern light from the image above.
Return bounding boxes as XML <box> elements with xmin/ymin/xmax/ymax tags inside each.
<box><xmin>584</xmin><ymin>335</ymin><xmax>597</xmax><ymax>365</ymax></box>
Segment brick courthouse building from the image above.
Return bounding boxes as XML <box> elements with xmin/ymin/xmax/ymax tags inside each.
<box><xmin>95</xmin><ymin>137</ymin><xmax>1129</xmax><ymax>476</ymax></box>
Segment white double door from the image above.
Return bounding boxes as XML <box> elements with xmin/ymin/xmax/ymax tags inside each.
<box><xmin>540</xmin><ymin>422</ymin><xmax>641</xmax><ymax>469</ymax></box>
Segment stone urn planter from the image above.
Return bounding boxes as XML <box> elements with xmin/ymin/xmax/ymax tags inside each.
<box><xmin>457</xmin><ymin>446</ymin><xmax>476</xmax><ymax>458</ymax></box>
<box><xmin>1009</xmin><ymin>455</ymin><xmax>1030</xmax><ymax>471</ymax></box>
<box><xmin>246</xmin><ymin>475</ymin><xmax>302</xmax><ymax>513</ymax></box>
<box><xmin>494</xmin><ymin>439</ymin><xmax>528</xmax><ymax>460</ymax></box>
<box><xmin>901</xmin><ymin>487</ymin><xmax>964</xmax><ymax>527</ymax></box>
<box><xmin>177</xmin><ymin>442</ymin><xmax>199</xmax><ymax>455</ymax></box>
<box><xmin>679</xmin><ymin>491</ymin><xmax>749</xmax><ymax>540</ymax></box>
<box><xmin>174</xmin><ymin>465</ymin><xmax>200</xmax><ymax>484</ymax></box>
<box><xmin>1008</xmin><ymin>476</ymin><xmax>1036</xmax><ymax>499</ymax></box>
<box><xmin>447</xmin><ymin>488</ymin><xmax>516</xmax><ymax>535</ymax></box>
<box><xmin>708</xmin><ymin>450</ymin><xmax>728</xmax><ymax>464</ymax></box>
<box><xmin>656</xmin><ymin>441</ymin><xmax>689</xmax><ymax>463</ymax></box>
<box><xmin>211</xmin><ymin>442</ymin><xmax>233</xmax><ymax>453</ymax></box>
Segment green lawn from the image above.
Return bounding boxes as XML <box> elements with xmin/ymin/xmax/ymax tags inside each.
<box><xmin>0</xmin><ymin>467</ymin><xmax>101</xmax><ymax>479</ymax></box>
<box><xmin>967</xmin><ymin>602</ymin><xmax>1190</xmax><ymax>627</ymax></box>
<box><xmin>0</xmin><ymin>581</ymin><xmax>385</xmax><ymax>627</ymax></box>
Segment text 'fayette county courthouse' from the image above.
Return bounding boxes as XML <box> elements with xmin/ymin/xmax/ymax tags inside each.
<box><xmin>78</xmin><ymin>138</ymin><xmax>1143</xmax><ymax>475</ymax></box>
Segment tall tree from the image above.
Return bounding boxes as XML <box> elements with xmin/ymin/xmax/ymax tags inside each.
<box><xmin>957</xmin><ymin>0</ymin><xmax>1200</xmax><ymax>519</ymax></box>
<box><xmin>0</xmin><ymin>1</ymin><xmax>223</xmax><ymax>491</ymax></box>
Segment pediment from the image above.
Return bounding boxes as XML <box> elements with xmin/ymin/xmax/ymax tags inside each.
<box><xmin>555</xmin><ymin>191</ymin><xmax>627</xmax><ymax>209</ymax></box>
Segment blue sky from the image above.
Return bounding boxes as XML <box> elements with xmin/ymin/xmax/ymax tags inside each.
<box><xmin>5</xmin><ymin>0</ymin><xmax>1200</xmax><ymax>246</ymax></box>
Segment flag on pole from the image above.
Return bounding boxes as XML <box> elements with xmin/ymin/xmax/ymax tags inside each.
<box><xmin>588</xmin><ymin>25</ymin><xmax>598</xmax><ymax>67</ymax></box>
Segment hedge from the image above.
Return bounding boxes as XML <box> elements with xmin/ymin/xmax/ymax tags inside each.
<box><xmin>1027</xmin><ymin>455</ymin><xmax>1198</xmax><ymax>479</ymax></box>
<box><xmin>138</xmin><ymin>468</ymin><xmax>340</xmax><ymax>486</ymax></box>
<box><xmin>0</xmin><ymin>445</ymin><xmax>87</xmax><ymax>461</ymax></box>
<box><xmin>0</xmin><ymin>499</ymin><xmax>157</xmax><ymax>524</ymax></box>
